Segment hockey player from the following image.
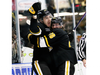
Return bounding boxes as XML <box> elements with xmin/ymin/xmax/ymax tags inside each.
<box><xmin>26</xmin><ymin>2</ymin><xmax>55</xmax><ymax>75</ymax></box>
<box><xmin>51</xmin><ymin>17</ymin><xmax>63</xmax><ymax>29</ymax></box>
<box><xmin>23</xmin><ymin>2</ymin><xmax>77</xmax><ymax>75</ymax></box>
<box><xmin>51</xmin><ymin>17</ymin><xmax>74</xmax><ymax>42</ymax></box>
<box><xmin>39</xmin><ymin>17</ymin><xmax>77</xmax><ymax>75</ymax></box>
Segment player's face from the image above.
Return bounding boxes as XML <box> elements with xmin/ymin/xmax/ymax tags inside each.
<box><xmin>52</xmin><ymin>23</ymin><xmax>61</xmax><ymax>29</ymax></box>
<box><xmin>43</xmin><ymin>14</ymin><xmax>52</xmax><ymax>27</ymax></box>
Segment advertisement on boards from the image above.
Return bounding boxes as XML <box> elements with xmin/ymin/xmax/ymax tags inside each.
<box><xmin>12</xmin><ymin>61</ymin><xmax>86</xmax><ymax>75</ymax></box>
<box><xmin>12</xmin><ymin>63</ymin><xmax>32</xmax><ymax>75</ymax></box>
<box><xmin>21</xmin><ymin>47</ymin><xmax>33</xmax><ymax>63</ymax></box>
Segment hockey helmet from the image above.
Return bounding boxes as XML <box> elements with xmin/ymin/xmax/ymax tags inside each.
<box><xmin>37</xmin><ymin>9</ymin><xmax>51</xmax><ymax>20</ymax></box>
<box><xmin>51</xmin><ymin>17</ymin><xmax>62</xmax><ymax>25</ymax></box>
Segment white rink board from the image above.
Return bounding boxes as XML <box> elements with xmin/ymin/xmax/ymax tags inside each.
<box><xmin>21</xmin><ymin>47</ymin><xmax>33</xmax><ymax>63</ymax></box>
<box><xmin>12</xmin><ymin>61</ymin><xmax>86</xmax><ymax>75</ymax></box>
<box><xmin>74</xmin><ymin>61</ymin><xmax>86</xmax><ymax>75</ymax></box>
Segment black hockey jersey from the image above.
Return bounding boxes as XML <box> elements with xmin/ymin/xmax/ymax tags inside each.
<box><xmin>40</xmin><ymin>28</ymin><xmax>77</xmax><ymax>67</ymax></box>
<box><xmin>28</xmin><ymin>18</ymin><xmax>53</xmax><ymax>65</ymax></box>
<box><xmin>28</xmin><ymin>17</ymin><xmax>77</xmax><ymax>67</ymax></box>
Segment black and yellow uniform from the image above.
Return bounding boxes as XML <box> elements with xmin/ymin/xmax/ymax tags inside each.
<box><xmin>29</xmin><ymin>18</ymin><xmax>52</xmax><ymax>60</ymax></box>
<box><xmin>41</xmin><ymin>28</ymin><xmax>77</xmax><ymax>75</ymax></box>
<box><xmin>21</xmin><ymin>16</ymin><xmax>77</xmax><ymax>75</ymax></box>
<box><xmin>29</xmin><ymin>15</ymin><xmax>77</xmax><ymax>75</ymax></box>
<box><xmin>23</xmin><ymin>3</ymin><xmax>53</xmax><ymax>74</ymax></box>
<box><xmin>28</xmin><ymin>17</ymin><xmax>54</xmax><ymax>75</ymax></box>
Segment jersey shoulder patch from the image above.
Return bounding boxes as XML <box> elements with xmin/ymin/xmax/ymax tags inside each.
<box><xmin>49</xmin><ymin>32</ymin><xmax>56</xmax><ymax>39</ymax></box>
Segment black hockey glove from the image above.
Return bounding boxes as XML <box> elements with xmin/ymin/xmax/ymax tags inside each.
<box><xmin>28</xmin><ymin>2</ymin><xmax>41</xmax><ymax>15</ymax></box>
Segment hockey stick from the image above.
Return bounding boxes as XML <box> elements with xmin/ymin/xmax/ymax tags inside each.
<box><xmin>73</xmin><ymin>12</ymin><xmax>86</xmax><ymax>32</ymax></box>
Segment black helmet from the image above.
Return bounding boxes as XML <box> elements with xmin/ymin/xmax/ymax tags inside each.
<box><xmin>51</xmin><ymin>17</ymin><xmax>62</xmax><ymax>25</ymax></box>
<box><xmin>37</xmin><ymin>9</ymin><xmax>51</xmax><ymax>20</ymax></box>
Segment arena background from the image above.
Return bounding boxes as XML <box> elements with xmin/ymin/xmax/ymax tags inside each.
<box><xmin>1</xmin><ymin>0</ymin><xmax>100</xmax><ymax>75</ymax></box>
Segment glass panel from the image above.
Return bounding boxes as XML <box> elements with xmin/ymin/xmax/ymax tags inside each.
<box><xmin>51</xmin><ymin>0</ymin><xmax>86</xmax><ymax>48</ymax></box>
<box><xmin>12</xmin><ymin>0</ymin><xmax>86</xmax><ymax>63</ymax></box>
<box><xmin>45</xmin><ymin>0</ymin><xmax>86</xmax><ymax>35</ymax></box>
<box><xmin>45</xmin><ymin>0</ymin><xmax>86</xmax><ymax>61</ymax></box>
<box><xmin>12</xmin><ymin>0</ymin><xmax>19</xmax><ymax>63</ymax></box>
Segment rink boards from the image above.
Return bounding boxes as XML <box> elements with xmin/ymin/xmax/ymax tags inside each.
<box><xmin>12</xmin><ymin>61</ymin><xmax>86</xmax><ymax>75</ymax></box>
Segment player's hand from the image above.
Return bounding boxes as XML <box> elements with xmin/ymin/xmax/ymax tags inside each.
<box><xmin>28</xmin><ymin>2</ymin><xmax>41</xmax><ymax>15</ymax></box>
<box><xmin>82</xmin><ymin>59</ymin><xmax>86</xmax><ymax>67</ymax></box>
<box><xmin>32</xmin><ymin>15</ymin><xmax>37</xmax><ymax>19</ymax></box>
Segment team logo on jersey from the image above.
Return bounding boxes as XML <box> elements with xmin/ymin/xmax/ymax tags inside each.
<box><xmin>49</xmin><ymin>32</ymin><xmax>56</xmax><ymax>39</ymax></box>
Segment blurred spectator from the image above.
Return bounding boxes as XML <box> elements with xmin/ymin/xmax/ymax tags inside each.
<box><xmin>47</xmin><ymin>0</ymin><xmax>56</xmax><ymax>16</ymax></box>
<box><xmin>12</xmin><ymin>28</ymin><xmax>18</xmax><ymax>63</ymax></box>
<box><xmin>12</xmin><ymin>12</ymin><xmax>16</xmax><ymax>28</ymax></box>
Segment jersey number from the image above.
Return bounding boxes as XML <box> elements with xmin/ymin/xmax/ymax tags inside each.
<box><xmin>49</xmin><ymin>32</ymin><xmax>56</xmax><ymax>39</ymax></box>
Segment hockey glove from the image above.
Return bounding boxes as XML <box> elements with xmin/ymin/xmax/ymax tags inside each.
<box><xmin>28</xmin><ymin>2</ymin><xmax>41</xmax><ymax>15</ymax></box>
